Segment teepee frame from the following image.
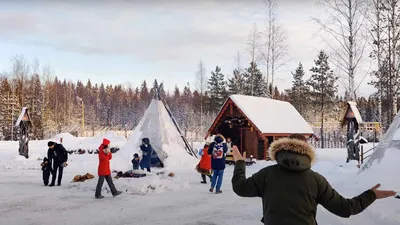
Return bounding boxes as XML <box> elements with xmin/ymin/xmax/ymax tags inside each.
<box><xmin>156</xmin><ymin>83</ymin><xmax>197</xmax><ymax>158</ymax></box>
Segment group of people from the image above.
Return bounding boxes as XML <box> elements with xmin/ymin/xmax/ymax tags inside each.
<box><xmin>42</xmin><ymin>132</ymin><xmax>397</xmax><ymax>223</ymax></box>
<box><xmin>41</xmin><ymin>137</ymin><xmax>156</xmax><ymax>199</ymax></box>
<box><xmin>41</xmin><ymin>141</ymin><xmax>68</xmax><ymax>186</ymax></box>
<box><xmin>196</xmin><ymin>134</ymin><xmax>231</xmax><ymax>194</ymax></box>
<box><xmin>198</xmin><ymin>133</ymin><xmax>396</xmax><ymax>224</ymax></box>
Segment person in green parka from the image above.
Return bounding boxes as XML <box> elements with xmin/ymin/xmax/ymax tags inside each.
<box><xmin>231</xmin><ymin>133</ymin><xmax>396</xmax><ymax>225</ymax></box>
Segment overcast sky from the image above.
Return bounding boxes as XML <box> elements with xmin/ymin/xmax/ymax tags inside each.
<box><xmin>0</xmin><ymin>0</ymin><xmax>376</xmax><ymax>96</ymax></box>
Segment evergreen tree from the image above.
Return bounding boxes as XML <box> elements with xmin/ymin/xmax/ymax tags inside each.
<box><xmin>150</xmin><ymin>79</ymin><xmax>159</xmax><ymax>99</ymax></box>
<box><xmin>242</xmin><ymin>62</ymin><xmax>267</xmax><ymax>97</ymax></box>
<box><xmin>288</xmin><ymin>62</ymin><xmax>310</xmax><ymax>118</ymax></box>
<box><xmin>228</xmin><ymin>69</ymin><xmax>245</xmax><ymax>95</ymax></box>
<box><xmin>207</xmin><ymin>66</ymin><xmax>227</xmax><ymax>112</ymax></box>
<box><xmin>307</xmin><ymin>50</ymin><xmax>338</xmax><ymax>148</ymax></box>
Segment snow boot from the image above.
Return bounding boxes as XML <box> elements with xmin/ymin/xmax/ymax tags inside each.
<box><xmin>395</xmin><ymin>195</ymin><xmax>400</xmax><ymax>199</ymax></box>
<box><xmin>215</xmin><ymin>190</ymin><xmax>222</xmax><ymax>194</ymax></box>
<box><xmin>201</xmin><ymin>181</ymin><xmax>207</xmax><ymax>184</ymax></box>
<box><xmin>95</xmin><ymin>195</ymin><xmax>104</xmax><ymax>199</ymax></box>
<box><xmin>113</xmin><ymin>191</ymin><xmax>123</xmax><ymax>197</ymax></box>
<box><xmin>49</xmin><ymin>183</ymin><xmax>55</xmax><ymax>187</ymax></box>
<box><xmin>209</xmin><ymin>188</ymin><xmax>214</xmax><ymax>193</ymax></box>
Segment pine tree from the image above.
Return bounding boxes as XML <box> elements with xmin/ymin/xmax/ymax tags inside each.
<box><xmin>307</xmin><ymin>50</ymin><xmax>338</xmax><ymax>148</ymax></box>
<box><xmin>228</xmin><ymin>69</ymin><xmax>245</xmax><ymax>95</ymax></box>
<box><xmin>150</xmin><ymin>79</ymin><xmax>159</xmax><ymax>99</ymax></box>
<box><xmin>288</xmin><ymin>62</ymin><xmax>310</xmax><ymax>118</ymax></box>
<box><xmin>242</xmin><ymin>62</ymin><xmax>267</xmax><ymax>97</ymax></box>
<box><xmin>208</xmin><ymin>66</ymin><xmax>227</xmax><ymax>112</ymax></box>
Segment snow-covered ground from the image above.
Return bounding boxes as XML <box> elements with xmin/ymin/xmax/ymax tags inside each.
<box><xmin>0</xmin><ymin>138</ymin><xmax>399</xmax><ymax>225</ymax></box>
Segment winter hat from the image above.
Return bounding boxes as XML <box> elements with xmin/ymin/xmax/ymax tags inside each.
<box><xmin>102</xmin><ymin>138</ymin><xmax>110</xmax><ymax>146</ymax></box>
<box><xmin>47</xmin><ymin>141</ymin><xmax>55</xmax><ymax>147</ymax></box>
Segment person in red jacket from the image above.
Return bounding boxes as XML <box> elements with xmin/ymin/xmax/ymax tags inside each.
<box><xmin>196</xmin><ymin>143</ymin><xmax>213</xmax><ymax>184</ymax></box>
<box><xmin>95</xmin><ymin>138</ymin><xmax>122</xmax><ymax>199</ymax></box>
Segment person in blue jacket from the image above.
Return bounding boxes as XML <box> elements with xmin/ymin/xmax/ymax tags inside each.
<box><xmin>207</xmin><ymin>134</ymin><xmax>228</xmax><ymax>194</ymax></box>
<box><xmin>139</xmin><ymin>138</ymin><xmax>153</xmax><ymax>172</ymax></box>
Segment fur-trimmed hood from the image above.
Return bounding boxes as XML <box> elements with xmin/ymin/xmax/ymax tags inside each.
<box><xmin>268</xmin><ymin>138</ymin><xmax>315</xmax><ymax>171</ymax></box>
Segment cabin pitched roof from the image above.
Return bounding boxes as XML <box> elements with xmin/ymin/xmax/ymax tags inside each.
<box><xmin>209</xmin><ymin>95</ymin><xmax>314</xmax><ymax>135</ymax></box>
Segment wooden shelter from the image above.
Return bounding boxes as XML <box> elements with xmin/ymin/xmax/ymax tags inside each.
<box><xmin>340</xmin><ymin>101</ymin><xmax>364</xmax><ymax>163</ymax></box>
<box><xmin>15</xmin><ymin>107</ymin><xmax>32</xmax><ymax>158</ymax></box>
<box><xmin>205</xmin><ymin>95</ymin><xmax>314</xmax><ymax>160</ymax></box>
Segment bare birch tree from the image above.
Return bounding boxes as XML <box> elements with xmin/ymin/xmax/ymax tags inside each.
<box><xmin>195</xmin><ymin>60</ymin><xmax>207</xmax><ymax>132</ymax></box>
<box><xmin>367</xmin><ymin>0</ymin><xmax>385</xmax><ymax>125</ymax></box>
<box><xmin>313</xmin><ymin>0</ymin><xmax>369</xmax><ymax>101</ymax></box>
<box><xmin>246</xmin><ymin>23</ymin><xmax>262</xmax><ymax>96</ymax></box>
<box><xmin>11</xmin><ymin>55</ymin><xmax>30</xmax><ymax>106</ymax></box>
<box><xmin>382</xmin><ymin>0</ymin><xmax>400</xmax><ymax>123</ymax></box>
<box><xmin>260</xmin><ymin>0</ymin><xmax>288</xmax><ymax>97</ymax></box>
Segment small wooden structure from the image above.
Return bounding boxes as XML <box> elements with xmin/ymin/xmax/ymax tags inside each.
<box><xmin>340</xmin><ymin>101</ymin><xmax>365</xmax><ymax>163</ymax></box>
<box><xmin>205</xmin><ymin>95</ymin><xmax>314</xmax><ymax>160</ymax></box>
<box><xmin>15</xmin><ymin>107</ymin><xmax>32</xmax><ymax>158</ymax></box>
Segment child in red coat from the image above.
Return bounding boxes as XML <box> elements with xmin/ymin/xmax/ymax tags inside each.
<box><xmin>95</xmin><ymin>138</ymin><xmax>122</xmax><ymax>199</ymax></box>
<box><xmin>196</xmin><ymin>143</ymin><xmax>213</xmax><ymax>184</ymax></box>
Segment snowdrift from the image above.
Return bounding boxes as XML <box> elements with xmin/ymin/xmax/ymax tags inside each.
<box><xmin>356</xmin><ymin>147</ymin><xmax>400</xmax><ymax>192</ymax></box>
<box><xmin>50</xmin><ymin>132</ymin><xmax>126</xmax><ymax>150</ymax></box>
<box><xmin>69</xmin><ymin>172</ymin><xmax>189</xmax><ymax>195</ymax></box>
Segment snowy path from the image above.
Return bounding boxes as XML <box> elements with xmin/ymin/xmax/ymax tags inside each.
<box><xmin>1</xmin><ymin>165</ymin><xmax>399</xmax><ymax>225</ymax></box>
<box><xmin>0</xmin><ymin>167</ymin><xmax>262</xmax><ymax>225</ymax></box>
<box><xmin>1</xmin><ymin>140</ymin><xmax>399</xmax><ymax>225</ymax></box>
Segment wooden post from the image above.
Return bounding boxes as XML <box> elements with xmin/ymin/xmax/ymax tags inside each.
<box><xmin>16</xmin><ymin>108</ymin><xmax>32</xmax><ymax>158</ymax></box>
<box><xmin>360</xmin><ymin>145</ymin><xmax>364</xmax><ymax>164</ymax></box>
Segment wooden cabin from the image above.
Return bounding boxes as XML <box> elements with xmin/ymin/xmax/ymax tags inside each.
<box><xmin>205</xmin><ymin>95</ymin><xmax>314</xmax><ymax>160</ymax></box>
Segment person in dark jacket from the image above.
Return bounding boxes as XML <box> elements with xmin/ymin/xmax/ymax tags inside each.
<box><xmin>231</xmin><ymin>133</ymin><xmax>396</xmax><ymax>225</ymax></box>
<box><xmin>207</xmin><ymin>134</ymin><xmax>228</xmax><ymax>194</ymax></box>
<box><xmin>139</xmin><ymin>138</ymin><xmax>153</xmax><ymax>172</ymax></box>
<box><xmin>47</xmin><ymin>141</ymin><xmax>68</xmax><ymax>186</ymax></box>
<box><xmin>131</xmin><ymin>153</ymin><xmax>140</xmax><ymax>170</ymax></box>
<box><xmin>40</xmin><ymin>157</ymin><xmax>52</xmax><ymax>186</ymax></box>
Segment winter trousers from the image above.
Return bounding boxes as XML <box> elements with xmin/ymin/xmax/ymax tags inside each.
<box><xmin>210</xmin><ymin>169</ymin><xmax>224</xmax><ymax>191</ymax></box>
<box><xmin>201</xmin><ymin>174</ymin><xmax>212</xmax><ymax>183</ymax></box>
<box><xmin>42</xmin><ymin>170</ymin><xmax>51</xmax><ymax>186</ymax></box>
<box><xmin>95</xmin><ymin>175</ymin><xmax>118</xmax><ymax>197</ymax></box>
<box><xmin>50</xmin><ymin>164</ymin><xmax>64</xmax><ymax>185</ymax></box>
<box><xmin>140</xmin><ymin>165</ymin><xmax>151</xmax><ymax>173</ymax></box>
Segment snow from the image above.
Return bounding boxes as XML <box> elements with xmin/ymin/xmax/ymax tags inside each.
<box><xmin>50</xmin><ymin>132</ymin><xmax>126</xmax><ymax>151</ymax></box>
<box><xmin>113</xmin><ymin>99</ymin><xmax>197</xmax><ymax>171</ymax></box>
<box><xmin>347</xmin><ymin>101</ymin><xmax>363</xmax><ymax>124</ymax></box>
<box><xmin>361</xmin><ymin>110</ymin><xmax>400</xmax><ymax>172</ymax></box>
<box><xmin>1</xmin><ymin>137</ymin><xmax>400</xmax><ymax>225</ymax></box>
<box><xmin>227</xmin><ymin>95</ymin><xmax>314</xmax><ymax>134</ymax></box>
<box><xmin>14</xmin><ymin>106</ymin><xmax>28</xmax><ymax>126</ymax></box>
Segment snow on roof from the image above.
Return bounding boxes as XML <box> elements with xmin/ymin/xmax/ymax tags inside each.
<box><xmin>347</xmin><ymin>101</ymin><xmax>363</xmax><ymax>123</ymax></box>
<box><xmin>14</xmin><ymin>107</ymin><xmax>29</xmax><ymax>127</ymax></box>
<box><xmin>229</xmin><ymin>95</ymin><xmax>314</xmax><ymax>134</ymax></box>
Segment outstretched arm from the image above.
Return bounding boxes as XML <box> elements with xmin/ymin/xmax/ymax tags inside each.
<box><xmin>316</xmin><ymin>173</ymin><xmax>376</xmax><ymax>218</ymax></box>
<box><xmin>232</xmin><ymin>160</ymin><xmax>266</xmax><ymax>197</ymax></box>
<box><xmin>231</xmin><ymin>146</ymin><xmax>265</xmax><ymax>197</ymax></box>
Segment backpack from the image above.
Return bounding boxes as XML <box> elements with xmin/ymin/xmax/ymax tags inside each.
<box><xmin>212</xmin><ymin>142</ymin><xmax>225</xmax><ymax>159</ymax></box>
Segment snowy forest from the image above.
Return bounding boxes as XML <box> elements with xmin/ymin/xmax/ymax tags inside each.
<box><xmin>1</xmin><ymin>0</ymin><xmax>400</xmax><ymax>141</ymax></box>
<box><xmin>0</xmin><ymin>54</ymin><xmax>380</xmax><ymax>141</ymax></box>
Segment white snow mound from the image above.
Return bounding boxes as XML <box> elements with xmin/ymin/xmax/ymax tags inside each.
<box><xmin>69</xmin><ymin>172</ymin><xmax>189</xmax><ymax>195</ymax></box>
